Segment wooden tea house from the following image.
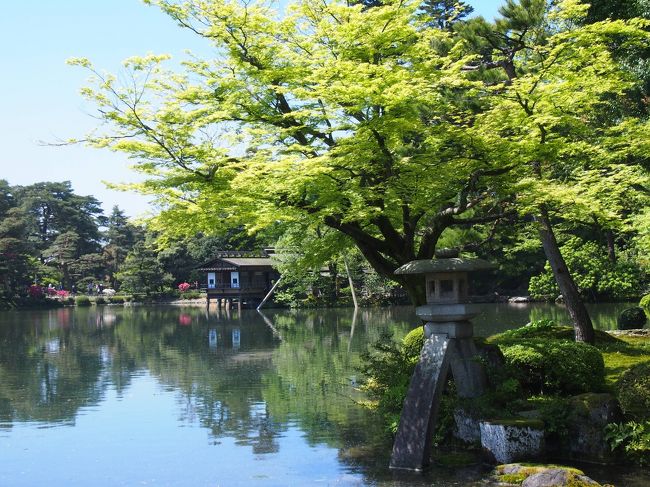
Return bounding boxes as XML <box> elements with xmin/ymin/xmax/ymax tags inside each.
<box><xmin>197</xmin><ymin>250</ymin><xmax>280</xmax><ymax>308</ymax></box>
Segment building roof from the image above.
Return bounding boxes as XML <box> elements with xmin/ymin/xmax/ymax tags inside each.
<box><xmin>197</xmin><ymin>256</ymin><xmax>277</xmax><ymax>271</ymax></box>
<box><xmin>222</xmin><ymin>257</ymin><xmax>276</xmax><ymax>267</ymax></box>
<box><xmin>394</xmin><ymin>258</ymin><xmax>494</xmax><ymax>275</ymax></box>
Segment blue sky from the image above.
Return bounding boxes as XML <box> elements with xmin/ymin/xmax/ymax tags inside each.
<box><xmin>0</xmin><ymin>0</ymin><xmax>504</xmax><ymax>217</ymax></box>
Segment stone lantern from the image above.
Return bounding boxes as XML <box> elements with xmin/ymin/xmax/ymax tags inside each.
<box><xmin>389</xmin><ymin>257</ymin><xmax>493</xmax><ymax>471</ymax></box>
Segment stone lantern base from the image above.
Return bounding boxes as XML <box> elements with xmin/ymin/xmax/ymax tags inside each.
<box><xmin>390</xmin><ymin>257</ymin><xmax>493</xmax><ymax>471</ymax></box>
<box><xmin>389</xmin><ymin>319</ymin><xmax>487</xmax><ymax>471</ymax></box>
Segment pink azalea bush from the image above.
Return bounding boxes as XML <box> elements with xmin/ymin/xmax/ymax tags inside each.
<box><xmin>178</xmin><ymin>282</ymin><xmax>191</xmax><ymax>293</ymax></box>
<box><xmin>28</xmin><ymin>285</ymin><xmax>44</xmax><ymax>298</ymax></box>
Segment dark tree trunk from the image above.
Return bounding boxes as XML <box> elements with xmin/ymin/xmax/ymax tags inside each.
<box><xmin>395</xmin><ymin>274</ymin><xmax>426</xmax><ymax>306</ymax></box>
<box><xmin>536</xmin><ymin>208</ymin><xmax>595</xmax><ymax>343</ymax></box>
<box><xmin>605</xmin><ymin>229</ymin><xmax>617</xmax><ymax>264</ymax></box>
<box><xmin>329</xmin><ymin>263</ymin><xmax>340</xmax><ymax>299</ymax></box>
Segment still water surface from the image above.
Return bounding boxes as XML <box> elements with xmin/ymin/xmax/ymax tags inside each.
<box><xmin>0</xmin><ymin>303</ymin><xmax>646</xmax><ymax>486</ymax></box>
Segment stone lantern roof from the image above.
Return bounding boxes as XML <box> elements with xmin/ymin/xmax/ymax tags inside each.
<box><xmin>395</xmin><ymin>257</ymin><xmax>494</xmax><ymax>323</ymax></box>
<box><xmin>394</xmin><ymin>258</ymin><xmax>494</xmax><ymax>275</ymax></box>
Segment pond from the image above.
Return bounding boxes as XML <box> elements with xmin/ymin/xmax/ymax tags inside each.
<box><xmin>0</xmin><ymin>303</ymin><xmax>647</xmax><ymax>486</ymax></box>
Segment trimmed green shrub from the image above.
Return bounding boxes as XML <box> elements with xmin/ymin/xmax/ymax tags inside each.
<box><xmin>402</xmin><ymin>326</ymin><xmax>424</xmax><ymax>360</ymax></box>
<box><xmin>617</xmin><ymin>361</ymin><xmax>650</xmax><ymax>420</ymax></box>
<box><xmin>490</xmin><ymin>319</ymin><xmax>619</xmax><ymax>344</ymax></box>
<box><xmin>618</xmin><ymin>307</ymin><xmax>648</xmax><ymax>330</ymax></box>
<box><xmin>75</xmin><ymin>296</ymin><xmax>91</xmax><ymax>307</ymax></box>
<box><xmin>181</xmin><ymin>291</ymin><xmax>201</xmax><ymax>300</ymax></box>
<box><xmin>500</xmin><ymin>340</ymin><xmax>605</xmax><ymax>395</ymax></box>
<box><xmin>94</xmin><ymin>296</ymin><xmax>106</xmax><ymax>305</ymax></box>
<box><xmin>640</xmin><ymin>294</ymin><xmax>650</xmax><ymax>309</ymax></box>
<box><xmin>109</xmin><ymin>296</ymin><xmax>125</xmax><ymax>304</ymax></box>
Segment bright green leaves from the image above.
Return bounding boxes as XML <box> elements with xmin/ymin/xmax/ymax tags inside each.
<box><xmin>72</xmin><ymin>0</ymin><xmax>650</xmax><ymax>283</ymax></box>
<box><xmin>470</xmin><ymin>8</ymin><xmax>650</xmax><ymax>226</ymax></box>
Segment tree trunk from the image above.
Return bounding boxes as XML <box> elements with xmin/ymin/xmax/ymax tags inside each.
<box><xmin>605</xmin><ymin>229</ymin><xmax>616</xmax><ymax>264</ymax></box>
<box><xmin>535</xmin><ymin>208</ymin><xmax>595</xmax><ymax>343</ymax></box>
<box><xmin>395</xmin><ymin>274</ymin><xmax>426</xmax><ymax>306</ymax></box>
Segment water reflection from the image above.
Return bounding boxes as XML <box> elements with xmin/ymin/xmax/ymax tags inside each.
<box><xmin>0</xmin><ymin>303</ymin><xmax>643</xmax><ymax>486</ymax></box>
<box><xmin>0</xmin><ymin>302</ymin><xmax>640</xmax><ymax>430</ymax></box>
<box><xmin>471</xmin><ymin>301</ymin><xmax>640</xmax><ymax>335</ymax></box>
<box><xmin>0</xmin><ymin>307</ymin><xmax>390</xmax><ymax>476</ymax></box>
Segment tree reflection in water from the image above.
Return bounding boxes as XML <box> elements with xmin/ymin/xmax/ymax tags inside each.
<box><xmin>0</xmin><ymin>306</ymin><xmax>411</xmax><ymax>458</ymax></box>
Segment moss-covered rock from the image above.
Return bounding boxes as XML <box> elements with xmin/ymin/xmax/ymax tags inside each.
<box><xmin>493</xmin><ymin>464</ymin><xmax>606</xmax><ymax>486</ymax></box>
<box><xmin>618</xmin><ymin>307</ymin><xmax>648</xmax><ymax>330</ymax></box>
<box><xmin>616</xmin><ymin>362</ymin><xmax>650</xmax><ymax>420</ymax></box>
<box><xmin>563</xmin><ymin>393</ymin><xmax>622</xmax><ymax>464</ymax></box>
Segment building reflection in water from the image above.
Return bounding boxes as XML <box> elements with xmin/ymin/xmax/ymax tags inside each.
<box><xmin>209</xmin><ymin>329</ymin><xmax>218</xmax><ymax>349</ymax></box>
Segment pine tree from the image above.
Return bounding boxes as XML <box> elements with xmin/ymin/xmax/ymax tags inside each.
<box><xmin>418</xmin><ymin>0</ymin><xmax>474</xmax><ymax>29</ymax></box>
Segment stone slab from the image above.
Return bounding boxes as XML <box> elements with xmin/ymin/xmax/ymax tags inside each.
<box><xmin>390</xmin><ymin>334</ymin><xmax>451</xmax><ymax>470</ymax></box>
<box><xmin>480</xmin><ymin>421</ymin><xmax>544</xmax><ymax>464</ymax></box>
<box><xmin>448</xmin><ymin>338</ymin><xmax>487</xmax><ymax>398</ymax></box>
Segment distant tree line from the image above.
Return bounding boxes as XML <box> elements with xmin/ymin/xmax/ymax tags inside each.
<box><xmin>0</xmin><ymin>180</ymin><xmax>259</xmax><ymax>307</ymax></box>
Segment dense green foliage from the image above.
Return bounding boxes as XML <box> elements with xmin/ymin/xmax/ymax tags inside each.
<box><xmin>273</xmin><ymin>244</ymin><xmax>406</xmax><ymax>308</ymax></box>
<box><xmin>0</xmin><ymin>183</ymin><xmax>33</xmax><ymax>305</ymax></box>
<box><xmin>401</xmin><ymin>326</ymin><xmax>425</xmax><ymax>359</ymax></box>
<box><xmin>489</xmin><ymin>320</ymin><xmax>607</xmax><ymax>396</ymax></box>
<box><xmin>116</xmin><ymin>241</ymin><xmax>173</xmax><ymax>295</ymax></box>
<box><xmin>4</xmin><ymin>0</ymin><xmax>650</xmax><ymax>316</ymax></box>
<box><xmin>605</xmin><ymin>420</ymin><xmax>650</xmax><ymax>466</ymax></box>
<box><xmin>359</xmin><ymin>330</ymin><xmax>418</xmax><ymax>433</ymax></box>
<box><xmin>0</xmin><ymin>180</ymin><xmax>150</xmax><ymax>307</ymax></box>
<box><xmin>75</xmin><ymin>296</ymin><xmax>91</xmax><ymax>307</ymax></box>
<box><xmin>529</xmin><ymin>238</ymin><xmax>646</xmax><ymax>301</ymax></box>
<box><xmin>0</xmin><ymin>179</ymin><xmax>270</xmax><ymax>307</ymax></box>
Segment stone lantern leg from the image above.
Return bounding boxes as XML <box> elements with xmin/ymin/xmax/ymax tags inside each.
<box><xmin>389</xmin><ymin>258</ymin><xmax>493</xmax><ymax>471</ymax></box>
